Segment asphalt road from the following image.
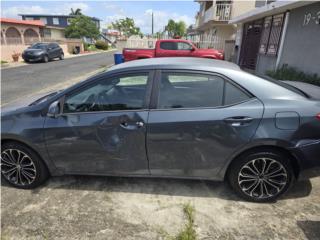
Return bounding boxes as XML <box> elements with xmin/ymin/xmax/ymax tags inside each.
<box><xmin>1</xmin><ymin>51</ymin><xmax>116</xmax><ymax>104</ymax></box>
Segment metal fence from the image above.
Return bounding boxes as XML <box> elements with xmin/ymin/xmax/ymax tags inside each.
<box><xmin>1</xmin><ymin>37</ymin><xmax>81</xmax><ymax>45</ymax></box>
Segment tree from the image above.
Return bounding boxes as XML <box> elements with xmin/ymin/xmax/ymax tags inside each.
<box><xmin>70</xmin><ymin>8</ymin><xmax>82</xmax><ymax>15</ymax></box>
<box><xmin>164</xmin><ymin>19</ymin><xmax>187</xmax><ymax>38</ymax></box>
<box><xmin>65</xmin><ymin>15</ymin><xmax>100</xmax><ymax>39</ymax></box>
<box><xmin>111</xmin><ymin>18</ymin><xmax>142</xmax><ymax>37</ymax></box>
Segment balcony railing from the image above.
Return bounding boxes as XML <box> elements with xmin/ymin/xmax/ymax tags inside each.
<box><xmin>198</xmin><ymin>3</ymin><xmax>232</xmax><ymax>26</ymax></box>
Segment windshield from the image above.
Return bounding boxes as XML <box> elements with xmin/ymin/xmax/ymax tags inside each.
<box><xmin>29</xmin><ymin>91</ymin><xmax>61</xmax><ymax>106</ymax></box>
<box><xmin>30</xmin><ymin>43</ymin><xmax>48</xmax><ymax>50</ymax></box>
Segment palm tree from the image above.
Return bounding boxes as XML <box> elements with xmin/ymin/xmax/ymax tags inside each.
<box><xmin>70</xmin><ymin>8</ymin><xmax>82</xmax><ymax>16</ymax></box>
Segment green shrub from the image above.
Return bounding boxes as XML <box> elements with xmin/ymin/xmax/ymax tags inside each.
<box><xmin>83</xmin><ymin>42</ymin><xmax>90</xmax><ymax>51</ymax></box>
<box><xmin>266</xmin><ymin>65</ymin><xmax>320</xmax><ymax>86</ymax></box>
<box><xmin>87</xmin><ymin>45</ymin><xmax>97</xmax><ymax>51</ymax></box>
<box><xmin>95</xmin><ymin>40</ymin><xmax>109</xmax><ymax>50</ymax></box>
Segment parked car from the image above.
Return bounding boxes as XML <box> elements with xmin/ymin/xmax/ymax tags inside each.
<box><xmin>22</xmin><ymin>42</ymin><xmax>64</xmax><ymax>63</ymax></box>
<box><xmin>1</xmin><ymin>58</ymin><xmax>320</xmax><ymax>202</ymax></box>
<box><xmin>123</xmin><ymin>39</ymin><xmax>224</xmax><ymax>61</ymax></box>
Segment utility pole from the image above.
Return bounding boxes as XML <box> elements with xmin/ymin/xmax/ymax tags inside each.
<box><xmin>151</xmin><ymin>11</ymin><xmax>154</xmax><ymax>36</ymax></box>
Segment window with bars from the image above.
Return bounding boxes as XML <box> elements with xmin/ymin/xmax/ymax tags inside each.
<box><xmin>259</xmin><ymin>14</ymin><xmax>284</xmax><ymax>55</ymax></box>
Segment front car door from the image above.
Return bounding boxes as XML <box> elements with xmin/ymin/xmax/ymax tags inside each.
<box><xmin>147</xmin><ymin>70</ymin><xmax>264</xmax><ymax>179</ymax></box>
<box><xmin>44</xmin><ymin>71</ymin><xmax>153</xmax><ymax>175</ymax></box>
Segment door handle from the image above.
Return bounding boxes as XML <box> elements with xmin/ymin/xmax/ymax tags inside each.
<box><xmin>136</xmin><ymin>121</ymin><xmax>144</xmax><ymax>128</ymax></box>
<box><xmin>224</xmin><ymin>116</ymin><xmax>253</xmax><ymax>126</ymax></box>
<box><xmin>120</xmin><ymin>121</ymin><xmax>144</xmax><ymax>129</ymax></box>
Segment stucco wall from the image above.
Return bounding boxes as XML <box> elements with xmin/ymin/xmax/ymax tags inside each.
<box><xmin>256</xmin><ymin>54</ymin><xmax>277</xmax><ymax>75</ymax></box>
<box><xmin>49</xmin><ymin>28</ymin><xmax>65</xmax><ymax>39</ymax></box>
<box><xmin>279</xmin><ymin>2</ymin><xmax>320</xmax><ymax>75</ymax></box>
<box><xmin>231</xmin><ymin>0</ymin><xmax>256</xmax><ymax>19</ymax></box>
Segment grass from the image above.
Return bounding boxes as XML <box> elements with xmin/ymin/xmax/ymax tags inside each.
<box><xmin>174</xmin><ymin>203</ymin><xmax>197</xmax><ymax>240</ymax></box>
<box><xmin>266</xmin><ymin>65</ymin><xmax>320</xmax><ymax>86</ymax></box>
<box><xmin>1</xmin><ymin>60</ymin><xmax>8</xmax><ymax>64</ymax></box>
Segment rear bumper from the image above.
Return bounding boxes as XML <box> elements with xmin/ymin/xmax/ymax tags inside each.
<box><xmin>290</xmin><ymin>140</ymin><xmax>320</xmax><ymax>179</ymax></box>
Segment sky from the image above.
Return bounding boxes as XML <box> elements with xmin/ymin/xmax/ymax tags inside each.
<box><xmin>1</xmin><ymin>0</ymin><xmax>199</xmax><ymax>34</ymax></box>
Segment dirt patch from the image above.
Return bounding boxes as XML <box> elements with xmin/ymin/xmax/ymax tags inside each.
<box><xmin>1</xmin><ymin>175</ymin><xmax>320</xmax><ymax>239</ymax></box>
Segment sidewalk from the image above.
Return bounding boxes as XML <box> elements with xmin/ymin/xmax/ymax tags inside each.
<box><xmin>1</xmin><ymin>49</ymin><xmax>116</xmax><ymax>70</ymax></box>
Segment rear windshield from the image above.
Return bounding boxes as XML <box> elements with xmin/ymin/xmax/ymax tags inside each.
<box><xmin>262</xmin><ymin>77</ymin><xmax>309</xmax><ymax>98</ymax></box>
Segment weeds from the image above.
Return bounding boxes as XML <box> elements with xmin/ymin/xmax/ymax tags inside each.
<box><xmin>266</xmin><ymin>65</ymin><xmax>320</xmax><ymax>86</ymax></box>
<box><xmin>174</xmin><ymin>203</ymin><xmax>197</xmax><ymax>240</ymax></box>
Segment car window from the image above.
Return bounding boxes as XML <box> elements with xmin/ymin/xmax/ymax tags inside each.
<box><xmin>160</xmin><ymin>42</ymin><xmax>177</xmax><ymax>50</ymax></box>
<box><xmin>224</xmin><ymin>81</ymin><xmax>251</xmax><ymax>105</ymax></box>
<box><xmin>158</xmin><ymin>73</ymin><xmax>224</xmax><ymax>109</ymax></box>
<box><xmin>158</xmin><ymin>72</ymin><xmax>251</xmax><ymax>109</ymax></box>
<box><xmin>52</xmin><ymin>43</ymin><xmax>59</xmax><ymax>48</ymax></box>
<box><xmin>63</xmin><ymin>73</ymin><xmax>149</xmax><ymax>113</ymax></box>
<box><xmin>31</xmin><ymin>43</ymin><xmax>48</xmax><ymax>50</ymax></box>
<box><xmin>177</xmin><ymin>42</ymin><xmax>192</xmax><ymax>50</ymax></box>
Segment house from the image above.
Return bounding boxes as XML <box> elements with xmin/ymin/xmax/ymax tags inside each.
<box><xmin>192</xmin><ymin>0</ymin><xmax>257</xmax><ymax>51</ymax></box>
<box><xmin>230</xmin><ymin>1</ymin><xmax>320</xmax><ymax>76</ymax></box>
<box><xmin>1</xmin><ymin>18</ymin><xmax>44</xmax><ymax>45</ymax></box>
<box><xmin>19</xmin><ymin>14</ymin><xmax>101</xmax><ymax>39</ymax></box>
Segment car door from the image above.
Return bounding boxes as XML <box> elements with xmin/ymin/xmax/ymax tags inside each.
<box><xmin>176</xmin><ymin>42</ymin><xmax>194</xmax><ymax>57</ymax></box>
<box><xmin>147</xmin><ymin>70</ymin><xmax>264</xmax><ymax>179</ymax></box>
<box><xmin>47</xmin><ymin>43</ymin><xmax>56</xmax><ymax>59</ymax></box>
<box><xmin>156</xmin><ymin>41</ymin><xmax>178</xmax><ymax>57</ymax></box>
<box><xmin>44</xmin><ymin>71</ymin><xmax>153</xmax><ymax>175</ymax></box>
<box><xmin>52</xmin><ymin>43</ymin><xmax>61</xmax><ymax>57</ymax></box>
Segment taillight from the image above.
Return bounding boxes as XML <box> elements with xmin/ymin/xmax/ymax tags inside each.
<box><xmin>316</xmin><ymin>113</ymin><xmax>320</xmax><ymax>120</ymax></box>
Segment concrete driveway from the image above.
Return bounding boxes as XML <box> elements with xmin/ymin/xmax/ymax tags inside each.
<box><xmin>1</xmin><ymin>175</ymin><xmax>320</xmax><ymax>240</ymax></box>
<box><xmin>1</xmin><ymin>51</ymin><xmax>116</xmax><ymax>105</ymax></box>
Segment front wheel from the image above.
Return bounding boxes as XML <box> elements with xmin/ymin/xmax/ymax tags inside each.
<box><xmin>228</xmin><ymin>151</ymin><xmax>294</xmax><ymax>202</ymax></box>
<box><xmin>43</xmin><ymin>55</ymin><xmax>49</xmax><ymax>63</ymax></box>
<box><xmin>1</xmin><ymin>142</ymin><xmax>49</xmax><ymax>189</ymax></box>
<box><xmin>59</xmin><ymin>53</ymin><xmax>64</xmax><ymax>60</ymax></box>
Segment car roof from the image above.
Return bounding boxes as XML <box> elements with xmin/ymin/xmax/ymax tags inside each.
<box><xmin>108</xmin><ymin>57</ymin><xmax>241</xmax><ymax>73</ymax></box>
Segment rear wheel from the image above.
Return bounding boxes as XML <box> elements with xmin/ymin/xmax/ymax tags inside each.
<box><xmin>1</xmin><ymin>142</ymin><xmax>49</xmax><ymax>189</ymax></box>
<box><xmin>59</xmin><ymin>53</ymin><xmax>64</xmax><ymax>60</ymax></box>
<box><xmin>228</xmin><ymin>151</ymin><xmax>294</xmax><ymax>202</ymax></box>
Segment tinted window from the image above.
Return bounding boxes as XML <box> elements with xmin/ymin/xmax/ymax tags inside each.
<box><xmin>224</xmin><ymin>82</ymin><xmax>251</xmax><ymax>105</ymax></box>
<box><xmin>30</xmin><ymin>43</ymin><xmax>48</xmax><ymax>50</ymax></box>
<box><xmin>63</xmin><ymin>73</ymin><xmax>149</xmax><ymax>113</ymax></box>
<box><xmin>160</xmin><ymin>42</ymin><xmax>177</xmax><ymax>50</ymax></box>
<box><xmin>158</xmin><ymin>73</ymin><xmax>224</xmax><ymax>109</ymax></box>
<box><xmin>177</xmin><ymin>42</ymin><xmax>192</xmax><ymax>50</ymax></box>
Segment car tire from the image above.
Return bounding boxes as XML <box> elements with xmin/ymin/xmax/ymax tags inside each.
<box><xmin>24</xmin><ymin>59</ymin><xmax>29</xmax><ymax>63</ymax></box>
<box><xmin>1</xmin><ymin>142</ymin><xmax>49</xmax><ymax>189</ymax></box>
<box><xmin>59</xmin><ymin>53</ymin><xmax>64</xmax><ymax>60</ymax></box>
<box><xmin>43</xmin><ymin>55</ymin><xmax>49</xmax><ymax>63</ymax></box>
<box><xmin>228</xmin><ymin>151</ymin><xmax>294</xmax><ymax>202</ymax></box>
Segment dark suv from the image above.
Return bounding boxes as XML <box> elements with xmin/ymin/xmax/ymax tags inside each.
<box><xmin>22</xmin><ymin>42</ymin><xmax>64</xmax><ymax>63</ymax></box>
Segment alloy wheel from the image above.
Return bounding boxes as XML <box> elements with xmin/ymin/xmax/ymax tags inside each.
<box><xmin>1</xmin><ymin>149</ymin><xmax>37</xmax><ymax>186</ymax></box>
<box><xmin>238</xmin><ymin>158</ymin><xmax>288</xmax><ymax>199</ymax></box>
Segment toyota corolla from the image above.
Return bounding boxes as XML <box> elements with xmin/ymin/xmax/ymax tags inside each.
<box><xmin>1</xmin><ymin>58</ymin><xmax>320</xmax><ymax>202</ymax></box>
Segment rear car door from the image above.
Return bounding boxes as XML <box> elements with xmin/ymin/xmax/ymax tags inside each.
<box><xmin>47</xmin><ymin>43</ymin><xmax>56</xmax><ymax>58</ymax></box>
<box><xmin>156</xmin><ymin>41</ymin><xmax>178</xmax><ymax>57</ymax></box>
<box><xmin>44</xmin><ymin>71</ymin><xmax>153</xmax><ymax>175</ymax></box>
<box><xmin>147</xmin><ymin>70</ymin><xmax>264</xmax><ymax>179</ymax></box>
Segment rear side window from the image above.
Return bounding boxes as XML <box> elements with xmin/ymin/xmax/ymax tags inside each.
<box><xmin>224</xmin><ymin>81</ymin><xmax>251</xmax><ymax>105</ymax></box>
<box><xmin>158</xmin><ymin>72</ymin><xmax>251</xmax><ymax>109</ymax></box>
<box><xmin>160</xmin><ymin>42</ymin><xmax>177</xmax><ymax>50</ymax></box>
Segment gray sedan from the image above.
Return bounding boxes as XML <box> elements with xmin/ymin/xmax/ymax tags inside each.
<box><xmin>1</xmin><ymin>58</ymin><xmax>320</xmax><ymax>202</ymax></box>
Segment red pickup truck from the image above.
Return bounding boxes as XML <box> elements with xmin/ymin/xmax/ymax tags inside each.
<box><xmin>123</xmin><ymin>39</ymin><xmax>224</xmax><ymax>62</ymax></box>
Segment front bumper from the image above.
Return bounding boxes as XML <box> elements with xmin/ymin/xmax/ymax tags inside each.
<box><xmin>22</xmin><ymin>54</ymin><xmax>43</xmax><ymax>62</ymax></box>
<box><xmin>290</xmin><ymin>140</ymin><xmax>320</xmax><ymax>179</ymax></box>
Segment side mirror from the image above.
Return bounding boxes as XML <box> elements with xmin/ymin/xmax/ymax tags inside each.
<box><xmin>47</xmin><ymin>100</ymin><xmax>61</xmax><ymax>118</ymax></box>
<box><xmin>191</xmin><ymin>47</ymin><xmax>196</xmax><ymax>51</ymax></box>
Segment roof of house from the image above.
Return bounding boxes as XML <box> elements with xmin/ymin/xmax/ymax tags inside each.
<box><xmin>0</xmin><ymin>18</ymin><xmax>45</xmax><ymax>27</ymax></box>
<box><xmin>18</xmin><ymin>14</ymin><xmax>101</xmax><ymax>21</ymax></box>
<box><xmin>229</xmin><ymin>0</ymin><xmax>314</xmax><ymax>24</ymax></box>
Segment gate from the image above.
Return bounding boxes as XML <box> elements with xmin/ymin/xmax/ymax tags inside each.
<box><xmin>239</xmin><ymin>19</ymin><xmax>263</xmax><ymax>70</ymax></box>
